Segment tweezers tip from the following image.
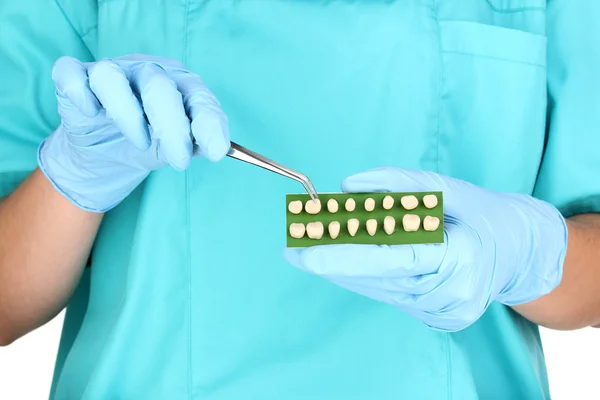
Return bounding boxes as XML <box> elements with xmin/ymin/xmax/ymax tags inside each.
<box><xmin>306</xmin><ymin>181</ymin><xmax>319</xmax><ymax>201</ymax></box>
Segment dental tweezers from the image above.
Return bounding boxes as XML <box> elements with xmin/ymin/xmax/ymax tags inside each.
<box><xmin>227</xmin><ymin>141</ymin><xmax>319</xmax><ymax>201</ymax></box>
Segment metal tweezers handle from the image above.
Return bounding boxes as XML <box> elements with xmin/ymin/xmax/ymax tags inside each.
<box><xmin>227</xmin><ymin>141</ymin><xmax>319</xmax><ymax>201</ymax></box>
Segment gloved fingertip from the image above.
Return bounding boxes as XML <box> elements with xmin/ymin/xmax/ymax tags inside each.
<box><xmin>166</xmin><ymin>144</ymin><xmax>193</xmax><ymax>171</ymax></box>
<box><xmin>51</xmin><ymin>56</ymin><xmax>79</xmax><ymax>82</ymax></box>
<box><xmin>340</xmin><ymin>167</ymin><xmax>435</xmax><ymax>193</ymax></box>
<box><xmin>170</xmin><ymin>156</ymin><xmax>192</xmax><ymax>171</ymax></box>
<box><xmin>206</xmin><ymin>138</ymin><xmax>230</xmax><ymax>162</ymax></box>
<box><xmin>52</xmin><ymin>56</ymin><xmax>101</xmax><ymax>118</ymax></box>
<box><xmin>340</xmin><ymin>170</ymin><xmax>390</xmax><ymax>193</ymax></box>
<box><xmin>191</xmin><ymin>110</ymin><xmax>230</xmax><ymax>162</ymax></box>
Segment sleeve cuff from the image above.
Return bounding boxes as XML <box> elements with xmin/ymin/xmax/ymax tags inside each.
<box><xmin>558</xmin><ymin>194</ymin><xmax>600</xmax><ymax>219</ymax></box>
<box><xmin>0</xmin><ymin>170</ymin><xmax>32</xmax><ymax>198</ymax></box>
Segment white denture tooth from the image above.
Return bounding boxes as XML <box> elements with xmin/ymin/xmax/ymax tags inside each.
<box><xmin>306</xmin><ymin>221</ymin><xmax>324</xmax><ymax>239</ymax></box>
<box><xmin>423</xmin><ymin>216</ymin><xmax>440</xmax><ymax>231</ymax></box>
<box><xmin>423</xmin><ymin>194</ymin><xmax>438</xmax><ymax>209</ymax></box>
<box><xmin>327</xmin><ymin>198</ymin><xmax>339</xmax><ymax>213</ymax></box>
<box><xmin>402</xmin><ymin>214</ymin><xmax>421</xmax><ymax>232</ymax></box>
<box><xmin>305</xmin><ymin>199</ymin><xmax>322</xmax><ymax>214</ymax></box>
<box><xmin>289</xmin><ymin>223</ymin><xmax>306</xmax><ymax>239</ymax></box>
<box><xmin>364</xmin><ymin>197</ymin><xmax>375</xmax><ymax>212</ymax></box>
<box><xmin>382</xmin><ymin>195</ymin><xmax>394</xmax><ymax>210</ymax></box>
<box><xmin>400</xmin><ymin>195</ymin><xmax>419</xmax><ymax>210</ymax></box>
<box><xmin>345</xmin><ymin>198</ymin><xmax>356</xmax><ymax>212</ymax></box>
<box><xmin>347</xmin><ymin>218</ymin><xmax>359</xmax><ymax>237</ymax></box>
<box><xmin>366</xmin><ymin>219</ymin><xmax>377</xmax><ymax>236</ymax></box>
<box><xmin>328</xmin><ymin>221</ymin><xmax>341</xmax><ymax>239</ymax></box>
<box><xmin>383</xmin><ymin>216</ymin><xmax>396</xmax><ymax>235</ymax></box>
<box><xmin>288</xmin><ymin>200</ymin><xmax>303</xmax><ymax>214</ymax></box>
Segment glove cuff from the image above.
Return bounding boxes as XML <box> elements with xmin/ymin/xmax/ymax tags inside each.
<box><xmin>495</xmin><ymin>196</ymin><xmax>568</xmax><ymax>306</ymax></box>
<box><xmin>37</xmin><ymin>128</ymin><xmax>131</xmax><ymax>213</ymax></box>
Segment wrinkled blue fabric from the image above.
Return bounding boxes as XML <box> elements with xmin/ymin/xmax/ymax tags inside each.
<box><xmin>284</xmin><ymin>167</ymin><xmax>568</xmax><ymax>332</ymax></box>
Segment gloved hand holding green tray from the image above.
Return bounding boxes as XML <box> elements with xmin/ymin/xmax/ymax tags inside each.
<box><xmin>285</xmin><ymin>191</ymin><xmax>444</xmax><ymax>247</ymax></box>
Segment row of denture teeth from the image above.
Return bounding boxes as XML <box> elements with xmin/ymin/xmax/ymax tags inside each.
<box><xmin>288</xmin><ymin>194</ymin><xmax>438</xmax><ymax>215</ymax></box>
<box><xmin>289</xmin><ymin>215</ymin><xmax>440</xmax><ymax>239</ymax></box>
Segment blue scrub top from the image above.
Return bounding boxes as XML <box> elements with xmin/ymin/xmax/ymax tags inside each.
<box><xmin>2</xmin><ymin>1</ymin><xmax>600</xmax><ymax>399</ymax></box>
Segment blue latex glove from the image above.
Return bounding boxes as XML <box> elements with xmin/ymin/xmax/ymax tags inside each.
<box><xmin>283</xmin><ymin>167</ymin><xmax>568</xmax><ymax>332</ymax></box>
<box><xmin>38</xmin><ymin>54</ymin><xmax>229</xmax><ymax>212</ymax></box>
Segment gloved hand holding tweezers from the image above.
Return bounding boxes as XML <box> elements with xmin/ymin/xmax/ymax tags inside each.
<box><xmin>39</xmin><ymin>53</ymin><xmax>318</xmax><ymax>213</ymax></box>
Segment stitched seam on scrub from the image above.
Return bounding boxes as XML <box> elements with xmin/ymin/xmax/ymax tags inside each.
<box><xmin>445</xmin><ymin>334</ymin><xmax>453</xmax><ymax>400</ymax></box>
<box><xmin>432</xmin><ymin>2</ymin><xmax>451</xmax><ymax>398</ymax></box>
<box><xmin>432</xmin><ymin>0</ymin><xmax>442</xmax><ymax>174</ymax></box>
<box><xmin>185</xmin><ymin>168</ymin><xmax>193</xmax><ymax>400</ymax></box>
<box><xmin>185</xmin><ymin>163</ymin><xmax>192</xmax><ymax>398</ymax></box>
<box><xmin>443</xmin><ymin>50</ymin><xmax>545</xmax><ymax>68</ymax></box>
<box><xmin>183</xmin><ymin>2</ymin><xmax>192</xmax><ymax>398</ymax></box>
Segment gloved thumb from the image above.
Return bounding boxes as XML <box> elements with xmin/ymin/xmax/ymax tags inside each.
<box><xmin>341</xmin><ymin>167</ymin><xmax>446</xmax><ymax>194</ymax></box>
<box><xmin>52</xmin><ymin>56</ymin><xmax>101</xmax><ymax>119</ymax></box>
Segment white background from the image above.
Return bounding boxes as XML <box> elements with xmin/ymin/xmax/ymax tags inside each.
<box><xmin>0</xmin><ymin>313</ymin><xmax>598</xmax><ymax>399</ymax></box>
